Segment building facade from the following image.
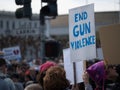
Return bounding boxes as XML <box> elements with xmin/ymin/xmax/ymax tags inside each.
<box><xmin>0</xmin><ymin>11</ymin><xmax>40</xmax><ymax>37</ymax></box>
<box><xmin>0</xmin><ymin>11</ymin><xmax>119</xmax><ymax>61</ymax></box>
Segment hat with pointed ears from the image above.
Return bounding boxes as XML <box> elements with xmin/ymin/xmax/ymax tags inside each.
<box><xmin>86</xmin><ymin>61</ymin><xmax>106</xmax><ymax>87</ymax></box>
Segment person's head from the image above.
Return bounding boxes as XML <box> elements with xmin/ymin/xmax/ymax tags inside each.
<box><xmin>24</xmin><ymin>83</ymin><xmax>43</xmax><ymax>90</ymax></box>
<box><xmin>87</xmin><ymin>60</ymin><xmax>119</xmax><ymax>88</ymax></box>
<box><xmin>0</xmin><ymin>58</ymin><xmax>7</xmax><ymax>74</ymax></box>
<box><xmin>25</xmin><ymin>75</ymin><xmax>33</xmax><ymax>82</ymax></box>
<box><xmin>38</xmin><ymin>61</ymin><xmax>57</xmax><ymax>87</ymax></box>
<box><xmin>40</xmin><ymin>61</ymin><xmax>57</xmax><ymax>73</ymax></box>
<box><xmin>87</xmin><ymin>61</ymin><xmax>106</xmax><ymax>87</ymax></box>
<box><xmin>106</xmin><ymin>65</ymin><xmax>119</xmax><ymax>81</ymax></box>
<box><xmin>43</xmin><ymin>66</ymin><xmax>70</xmax><ymax>90</ymax></box>
<box><xmin>11</xmin><ymin>73</ymin><xmax>19</xmax><ymax>82</ymax></box>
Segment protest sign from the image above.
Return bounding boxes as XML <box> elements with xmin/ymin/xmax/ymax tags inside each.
<box><xmin>2</xmin><ymin>46</ymin><xmax>21</xmax><ymax>61</ymax></box>
<box><xmin>69</xmin><ymin>4</ymin><xmax>96</xmax><ymax>62</ymax></box>
<box><xmin>63</xmin><ymin>48</ymin><xmax>84</xmax><ymax>84</ymax></box>
<box><xmin>99</xmin><ymin>24</ymin><xmax>120</xmax><ymax>65</ymax></box>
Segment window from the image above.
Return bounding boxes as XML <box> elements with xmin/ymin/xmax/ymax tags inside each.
<box><xmin>29</xmin><ymin>22</ymin><xmax>31</xmax><ymax>28</ymax></box>
<box><xmin>34</xmin><ymin>22</ymin><xmax>37</xmax><ymax>28</ymax></box>
<box><xmin>12</xmin><ymin>21</ymin><xmax>15</xmax><ymax>29</ymax></box>
<box><xmin>6</xmin><ymin>21</ymin><xmax>9</xmax><ymax>29</ymax></box>
<box><xmin>0</xmin><ymin>20</ymin><xmax>3</xmax><ymax>29</ymax></box>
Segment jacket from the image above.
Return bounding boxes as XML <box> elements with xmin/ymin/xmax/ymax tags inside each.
<box><xmin>0</xmin><ymin>72</ymin><xmax>15</xmax><ymax>90</ymax></box>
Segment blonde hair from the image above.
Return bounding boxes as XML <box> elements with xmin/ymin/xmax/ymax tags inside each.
<box><xmin>24</xmin><ymin>84</ymin><xmax>43</xmax><ymax>90</ymax></box>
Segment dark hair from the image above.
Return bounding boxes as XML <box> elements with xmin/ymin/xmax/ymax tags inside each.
<box><xmin>10</xmin><ymin>73</ymin><xmax>19</xmax><ymax>80</ymax></box>
<box><xmin>106</xmin><ymin>65</ymin><xmax>116</xmax><ymax>75</ymax></box>
<box><xmin>0</xmin><ymin>58</ymin><xmax>6</xmax><ymax>67</ymax></box>
<box><xmin>25</xmin><ymin>75</ymin><xmax>33</xmax><ymax>81</ymax></box>
<box><xmin>115</xmin><ymin>64</ymin><xmax>120</xmax><ymax>76</ymax></box>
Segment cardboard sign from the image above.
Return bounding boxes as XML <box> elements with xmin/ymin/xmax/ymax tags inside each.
<box><xmin>69</xmin><ymin>4</ymin><xmax>96</xmax><ymax>62</ymax></box>
<box><xmin>99</xmin><ymin>24</ymin><xmax>120</xmax><ymax>65</ymax></box>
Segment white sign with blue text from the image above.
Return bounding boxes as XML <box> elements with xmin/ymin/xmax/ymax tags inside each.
<box><xmin>69</xmin><ymin>4</ymin><xmax>96</xmax><ymax>62</ymax></box>
<box><xmin>2</xmin><ymin>46</ymin><xmax>21</xmax><ymax>61</ymax></box>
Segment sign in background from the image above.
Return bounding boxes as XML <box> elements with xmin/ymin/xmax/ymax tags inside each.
<box><xmin>63</xmin><ymin>48</ymin><xmax>84</xmax><ymax>84</ymax></box>
<box><xmin>69</xmin><ymin>4</ymin><xmax>96</xmax><ymax>62</ymax></box>
<box><xmin>99</xmin><ymin>24</ymin><xmax>120</xmax><ymax>65</ymax></box>
<box><xmin>2</xmin><ymin>46</ymin><xmax>21</xmax><ymax>61</ymax></box>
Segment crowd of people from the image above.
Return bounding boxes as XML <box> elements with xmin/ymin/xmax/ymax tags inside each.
<box><xmin>0</xmin><ymin>55</ymin><xmax>120</xmax><ymax>90</ymax></box>
<box><xmin>0</xmin><ymin>35</ymin><xmax>120</xmax><ymax>90</ymax></box>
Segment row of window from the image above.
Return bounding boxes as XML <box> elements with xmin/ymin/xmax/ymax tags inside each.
<box><xmin>0</xmin><ymin>19</ymin><xmax>39</xmax><ymax>30</ymax></box>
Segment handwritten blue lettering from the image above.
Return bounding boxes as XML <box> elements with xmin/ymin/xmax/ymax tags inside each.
<box><xmin>74</xmin><ymin>11</ymin><xmax>88</xmax><ymax>22</ymax></box>
<box><xmin>73</xmin><ymin>22</ymin><xmax>91</xmax><ymax>37</ymax></box>
<box><xmin>70</xmin><ymin>35</ymin><xmax>95</xmax><ymax>50</ymax></box>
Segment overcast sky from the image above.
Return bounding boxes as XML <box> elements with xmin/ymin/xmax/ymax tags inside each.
<box><xmin>0</xmin><ymin>0</ymin><xmax>119</xmax><ymax>15</ymax></box>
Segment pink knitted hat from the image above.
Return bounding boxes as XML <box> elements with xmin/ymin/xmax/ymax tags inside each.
<box><xmin>40</xmin><ymin>61</ymin><xmax>57</xmax><ymax>73</ymax></box>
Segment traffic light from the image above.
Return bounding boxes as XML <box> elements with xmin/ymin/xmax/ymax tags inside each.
<box><xmin>15</xmin><ymin>0</ymin><xmax>32</xmax><ymax>19</ymax></box>
<box><xmin>44</xmin><ymin>40</ymin><xmax>61</xmax><ymax>58</ymax></box>
<box><xmin>40</xmin><ymin>0</ymin><xmax>58</xmax><ymax>25</ymax></box>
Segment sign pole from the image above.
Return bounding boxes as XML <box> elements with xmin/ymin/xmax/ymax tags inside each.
<box><xmin>73</xmin><ymin>62</ymin><xmax>77</xmax><ymax>86</ymax></box>
<box><xmin>83</xmin><ymin>60</ymin><xmax>86</xmax><ymax>71</ymax></box>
